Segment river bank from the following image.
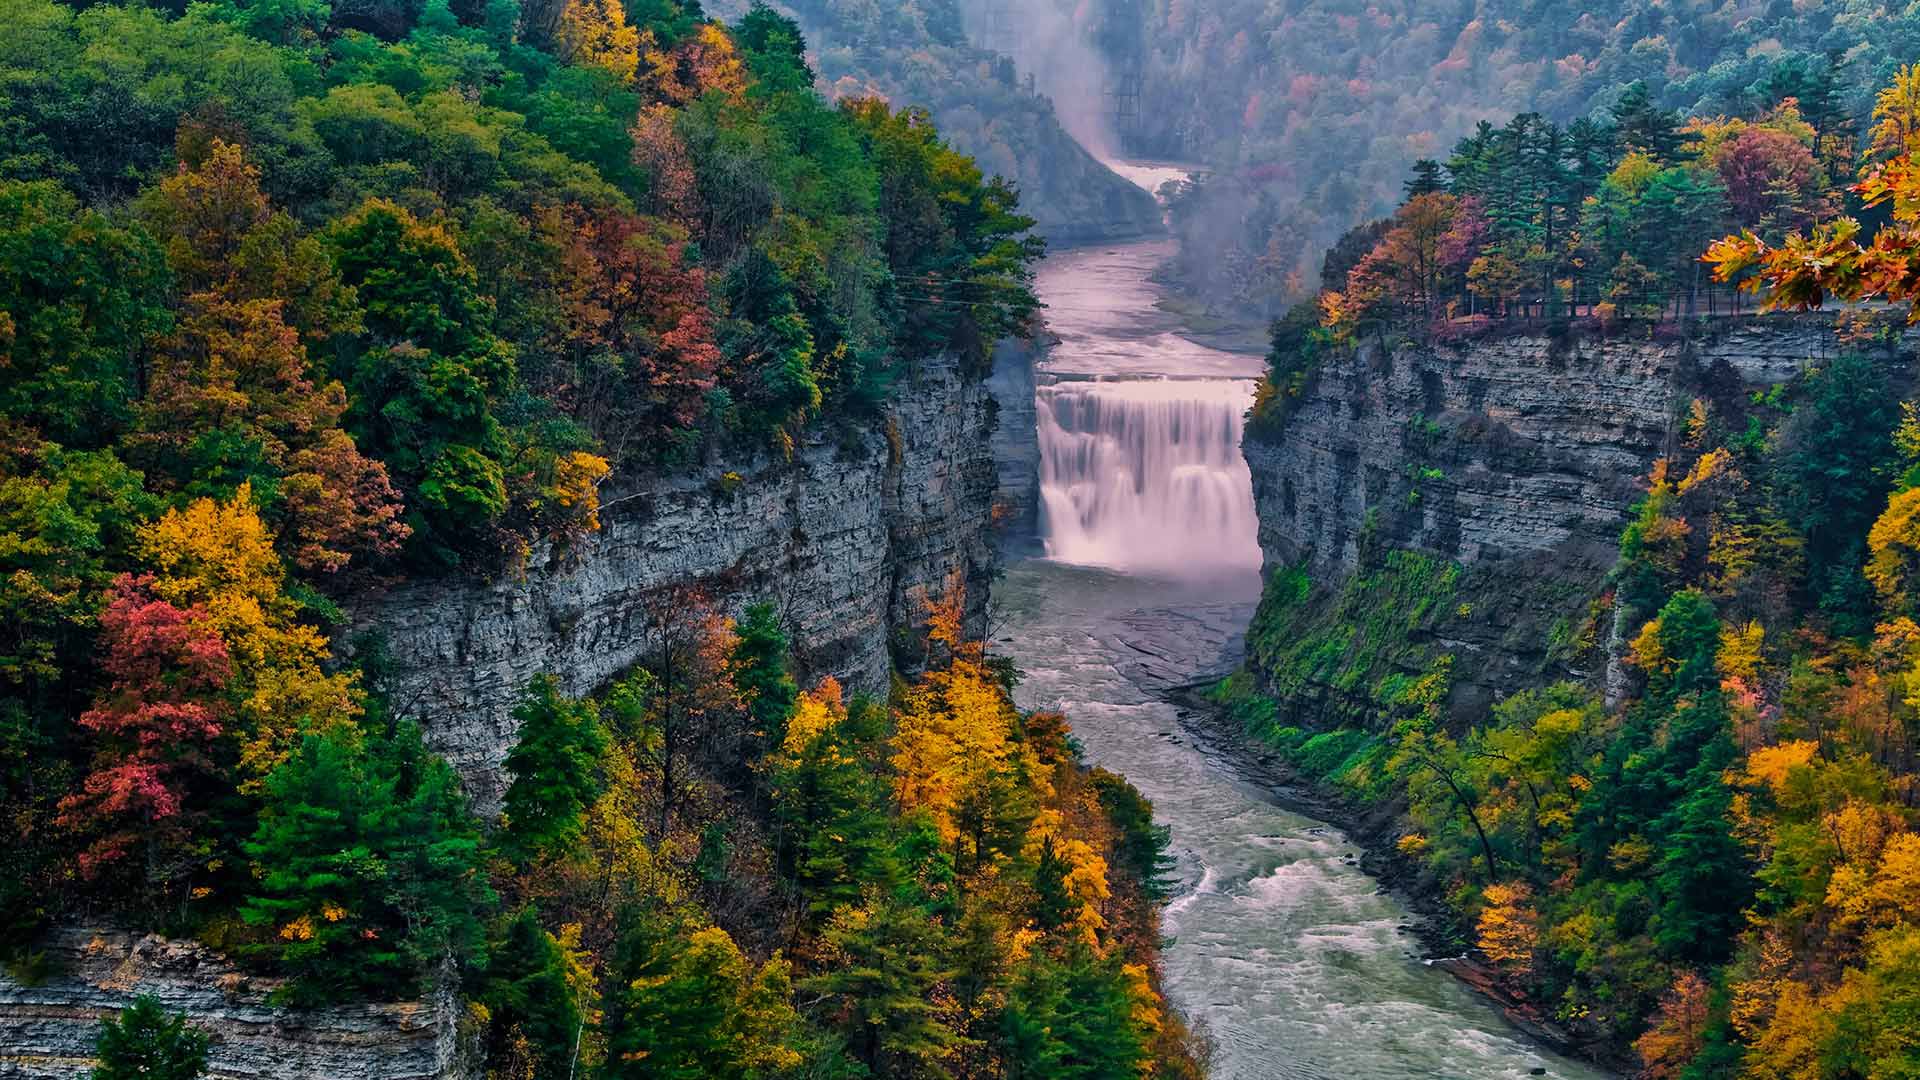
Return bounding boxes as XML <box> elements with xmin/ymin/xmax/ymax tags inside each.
<box><xmin>994</xmin><ymin>558</ymin><xmax>1615</xmax><ymax>1080</ymax></box>
<box><xmin>1161</xmin><ymin>681</ymin><xmax>1628</xmax><ymax>1074</ymax></box>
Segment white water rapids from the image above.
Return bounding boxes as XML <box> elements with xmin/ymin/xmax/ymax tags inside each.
<box><xmin>1002</xmin><ymin>163</ymin><xmax>1614</xmax><ymax>1079</ymax></box>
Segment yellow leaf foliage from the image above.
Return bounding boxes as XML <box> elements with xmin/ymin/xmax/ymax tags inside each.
<box><xmin>1679</xmin><ymin>448</ymin><xmax>1734</xmax><ymax>495</ymax></box>
<box><xmin>1870</xmin><ymin>64</ymin><xmax>1920</xmax><ymax>163</ymax></box>
<box><xmin>137</xmin><ymin>485</ymin><xmax>360</xmax><ymax>778</ymax></box>
<box><xmin>1121</xmin><ymin>963</ymin><xmax>1162</xmax><ymax>1037</ymax></box>
<box><xmin>1635</xmin><ymin>970</ymin><xmax>1712</xmax><ymax>1079</ymax></box>
<box><xmin>1476</xmin><ymin>881</ymin><xmax>1538</xmax><ymax>973</ymax></box>
<box><xmin>1683</xmin><ymin>398</ymin><xmax>1710</xmax><ymax>448</ymax></box>
<box><xmin>585</xmin><ymin>740</ymin><xmax>672</xmax><ymax>902</ymax></box>
<box><xmin>890</xmin><ymin>659</ymin><xmax>1026</xmax><ymax>845</ymax></box>
<box><xmin>1829</xmin><ymin>831</ymin><xmax>1920</xmax><ymax>934</ymax></box>
<box><xmin>780</xmin><ymin>677</ymin><xmax>844</xmax><ymax>756</ymax></box>
<box><xmin>549</xmin><ymin>451</ymin><xmax>610</xmax><ymax>533</ymax></box>
<box><xmin>1718</xmin><ymin>621</ymin><xmax>1765</xmax><ymax>684</ymax></box>
<box><xmin>1024</xmin><ymin>809</ymin><xmax>1111</xmax><ymax>945</ymax></box>
<box><xmin>556</xmin><ymin>0</ymin><xmax>639</xmax><ymax>83</ymax></box>
<box><xmin>1867</xmin><ymin>487</ymin><xmax>1920</xmax><ymax>611</ymax></box>
<box><xmin>1630</xmin><ymin>617</ymin><xmax>1671</xmax><ymax>674</ymax></box>
<box><xmin>1742</xmin><ymin>740</ymin><xmax>1819</xmax><ymax>799</ymax></box>
<box><xmin>1741</xmin><ymin>980</ymin><xmax>1829</xmax><ymax>1080</ymax></box>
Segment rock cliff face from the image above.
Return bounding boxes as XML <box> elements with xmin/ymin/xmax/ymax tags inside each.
<box><xmin>985</xmin><ymin>337</ymin><xmax>1042</xmax><ymax>553</ymax></box>
<box><xmin>358</xmin><ymin>353</ymin><xmax>998</xmax><ymax>810</ymax></box>
<box><xmin>1242</xmin><ymin>320</ymin><xmax>1879</xmax><ymax>720</ymax></box>
<box><xmin>0</xmin><ymin>928</ymin><xmax>475</xmax><ymax>1080</ymax></box>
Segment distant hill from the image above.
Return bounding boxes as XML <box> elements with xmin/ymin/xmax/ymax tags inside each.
<box><xmin>1115</xmin><ymin>0</ymin><xmax>1916</xmax><ymax>316</ymax></box>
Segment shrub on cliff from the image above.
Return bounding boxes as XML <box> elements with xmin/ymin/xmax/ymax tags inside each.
<box><xmin>92</xmin><ymin>995</ymin><xmax>209</xmax><ymax>1080</ymax></box>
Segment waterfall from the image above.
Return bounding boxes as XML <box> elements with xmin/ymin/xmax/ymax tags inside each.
<box><xmin>1036</xmin><ymin>377</ymin><xmax>1263</xmax><ymax>574</ymax></box>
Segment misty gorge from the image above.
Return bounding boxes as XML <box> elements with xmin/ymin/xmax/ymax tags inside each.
<box><xmin>3</xmin><ymin>1</ymin><xmax>1920</xmax><ymax>1079</ymax></box>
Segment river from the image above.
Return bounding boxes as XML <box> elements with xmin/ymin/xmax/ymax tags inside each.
<box><xmin>997</xmin><ymin>176</ymin><xmax>1614</xmax><ymax>1079</ymax></box>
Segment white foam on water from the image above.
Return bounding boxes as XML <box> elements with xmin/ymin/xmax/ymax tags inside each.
<box><xmin>1037</xmin><ymin>377</ymin><xmax>1264</xmax><ymax>576</ymax></box>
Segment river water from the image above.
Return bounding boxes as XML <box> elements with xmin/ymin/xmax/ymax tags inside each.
<box><xmin>1000</xmin><ymin>185</ymin><xmax>1614</xmax><ymax>1079</ymax></box>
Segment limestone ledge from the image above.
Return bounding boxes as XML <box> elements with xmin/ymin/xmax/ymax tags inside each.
<box><xmin>355</xmin><ymin>353</ymin><xmax>999</xmax><ymax>811</ymax></box>
<box><xmin>0</xmin><ymin>927</ymin><xmax>474</xmax><ymax>1080</ymax></box>
<box><xmin>1244</xmin><ymin>319</ymin><xmax>1913</xmax><ymax>715</ymax></box>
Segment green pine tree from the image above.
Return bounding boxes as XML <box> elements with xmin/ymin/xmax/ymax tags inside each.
<box><xmin>240</xmin><ymin>723</ymin><xmax>490</xmax><ymax>1002</ymax></box>
<box><xmin>771</xmin><ymin>697</ymin><xmax>900</xmax><ymax>913</ymax></box>
<box><xmin>603</xmin><ymin>908</ymin><xmax>801</xmax><ymax>1079</ymax></box>
<box><xmin>480</xmin><ymin>907</ymin><xmax>583</xmax><ymax>1080</ymax></box>
<box><xmin>91</xmin><ymin>995</ymin><xmax>209</xmax><ymax>1080</ymax></box>
<box><xmin>501</xmin><ymin>674</ymin><xmax>607</xmax><ymax>866</ymax></box>
<box><xmin>802</xmin><ymin>898</ymin><xmax>967</xmax><ymax>1077</ymax></box>
<box><xmin>731</xmin><ymin>602</ymin><xmax>798</xmax><ymax>761</ymax></box>
<box><xmin>1000</xmin><ymin>946</ymin><xmax>1149</xmax><ymax>1080</ymax></box>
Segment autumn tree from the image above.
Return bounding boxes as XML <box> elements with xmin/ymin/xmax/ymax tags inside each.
<box><xmin>1475</xmin><ymin>882</ymin><xmax>1539</xmax><ymax>974</ymax></box>
<box><xmin>629</xmin><ymin>583</ymin><xmax>736</xmax><ymax>836</ymax></box>
<box><xmin>56</xmin><ymin>576</ymin><xmax>232</xmax><ymax>892</ymax></box>
<box><xmin>553</xmin><ymin>0</ymin><xmax>639</xmax><ymax>84</ymax></box>
<box><xmin>129</xmin><ymin>296</ymin><xmax>408</xmax><ymax>575</ymax></box>
<box><xmin>133</xmin><ymin>140</ymin><xmax>357</xmax><ymax>343</ymax></box>
<box><xmin>1336</xmin><ymin>193</ymin><xmax>1462</xmax><ymax>323</ymax></box>
<box><xmin>1709</xmin><ymin>68</ymin><xmax>1920</xmax><ymax>323</ymax></box>
<box><xmin>523</xmin><ymin>203</ymin><xmax>722</xmax><ymax>464</ymax></box>
<box><xmin>1867</xmin><ymin>64</ymin><xmax>1920</xmax><ymax>164</ymax></box>
<box><xmin>134</xmin><ymin>486</ymin><xmax>360</xmax><ymax>781</ymax></box>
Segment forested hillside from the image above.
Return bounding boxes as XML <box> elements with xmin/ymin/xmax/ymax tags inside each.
<box><xmin>0</xmin><ymin>0</ymin><xmax>1202</xmax><ymax>1074</ymax></box>
<box><xmin>1121</xmin><ymin>0</ymin><xmax>1920</xmax><ymax>318</ymax></box>
<box><xmin>1222</xmin><ymin>64</ymin><xmax>1920</xmax><ymax>1080</ymax></box>
<box><xmin>703</xmin><ymin>0</ymin><xmax>1164</xmax><ymax>246</ymax></box>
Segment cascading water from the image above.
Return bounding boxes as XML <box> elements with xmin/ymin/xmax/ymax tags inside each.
<box><xmin>1037</xmin><ymin>376</ymin><xmax>1263</xmax><ymax>573</ymax></box>
<box><xmin>998</xmin><ymin>157</ymin><xmax>1612</xmax><ymax>1078</ymax></box>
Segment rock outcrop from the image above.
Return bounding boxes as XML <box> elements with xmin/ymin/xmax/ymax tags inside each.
<box><xmin>985</xmin><ymin>337</ymin><xmax>1042</xmax><ymax>553</ymax></box>
<box><xmin>1242</xmin><ymin>318</ymin><xmax>1897</xmax><ymax>720</ymax></box>
<box><xmin>357</xmin><ymin>353</ymin><xmax>998</xmax><ymax>810</ymax></box>
<box><xmin>0</xmin><ymin>928</ymin><xmax>475</xmax><ymax>1080</ymax></box>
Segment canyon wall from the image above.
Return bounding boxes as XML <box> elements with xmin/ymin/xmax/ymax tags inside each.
<box><xmin>1241</xmin><ymin>318</ymin><xmax>1902</xmax><ymax>722</ymax></box>
<box><xmin>358</xmin><ymin>353</ymin><xmax>999</xmax><ymax>811</ymax></box>
<box><xmin>0</xmin><ymin>928</ymin><xmax>475</xmax><ymax>1080</ymax></box>
<box><xmin>0</xmin><ymin>356</ymin><xmax>999</xmax><ymax>1080</ymax></box>
<box><xmin>985</xmin><ymin>337</ymin><xmax>1042</xmax><ymax>553</ymax></box>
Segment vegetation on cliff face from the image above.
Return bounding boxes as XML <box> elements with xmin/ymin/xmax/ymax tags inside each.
<box><xmin>470</xmin><ymin>593</ymin><xmax>1202</xmax><ymax>1077</ymax></box>
<box><xmin>1229</xmin><ymin>66</ymin><xmax>1920</xmax><ymax>1079</ymax></box>
<box><xmin>0</xmin><ymin>2</ymin><xmax>1204</xmax><ymax>1076</ymax></box>
<box><xmin>1247</xmin><ymin>61</ymin><xmax>1920</xmax><ymax>438</ymax></box>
